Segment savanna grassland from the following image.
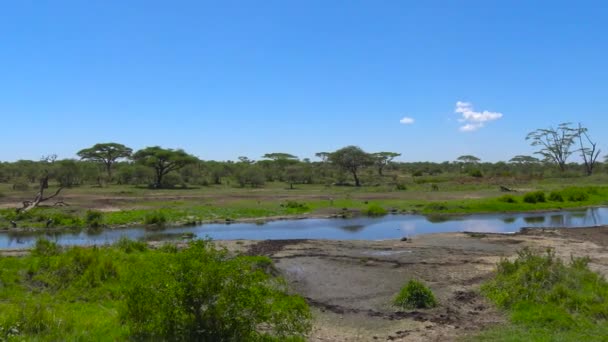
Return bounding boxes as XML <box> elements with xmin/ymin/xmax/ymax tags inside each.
<box><xmin>2</xmin><ymin>142</ymin><xmax>608</xmax><ymax>341</ymax></box>
<box><xmin>2</xmin><ymin>174</ymin><xmax>608</xmax><ymax>231</ymax></box>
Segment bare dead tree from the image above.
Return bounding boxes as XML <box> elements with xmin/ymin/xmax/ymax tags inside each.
<box><xmin>17</xmin><ymin>155</ymin><xmax>65</xmax><ymax>213</ymax></box>
<box><xmin>17</xmin><ymin>173</ymin><xmax>64</xmax><ymax>213</ymax></box>
<box><xmin>576</xmin><ymin>123</ymin><xmax>601</xmax><ymax>176</ymax></box>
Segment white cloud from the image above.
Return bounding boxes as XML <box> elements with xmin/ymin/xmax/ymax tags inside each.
<box><xmin>399</xmin><ymin>116</ymin><xmax>415</xmax><ymax>124</ymax></box>
<box><xmin>455</xmin><ymin>101</ymin><xmax>503</xmax><ymax>132</ymax></box>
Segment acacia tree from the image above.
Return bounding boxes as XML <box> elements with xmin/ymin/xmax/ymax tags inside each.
<box><xmin>575</xmin><ymin>123</ymin><xmax>601</xmax><ymax>176</ymax></box>
<box><xmin>132</xmin><ymin>147</ymin><xmax>198</xmax><ymax>188</ymax></box>
<box><xmin>77</xmin><ymin>143</ymin><xmax>132</xmax><ymax>179</ymax></box>
<box><xmin>526</xmin><ymin>123</ymin><xmax>578</xmax><ymax>172</ymax></box>
<box><xmin>262</xmin><ymin>153</ymin><xmax>299</xmax><ymax>181</ymax></box>
<box><xmin>328</xmin><ymin>146</ymin><xmax>373</xmax><ymax>186</ymax></box>
<box><xmin>456</xmin><ymin>155</ymin><xmax>481</xmax><ymax>164</ymax></box>
<box><xmin>372</xmin><ymin>152</ymin><xmax>401</xmax><ymax>176</ymax></box>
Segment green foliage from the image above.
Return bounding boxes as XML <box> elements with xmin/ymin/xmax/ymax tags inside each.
<box><xmin>479</xmin><ymin>248</ymin><xmax>608</xmax><ymax>340</ymax></box>
<box><xmin>548</xmin><ymin>191</ymin><xmax>564</xmax><ymax>202</ymax></box>
<box><xmin>469</xmin><ymin>169</ymin><xmax>483</xmax><ymax>178</ymax></box>
<box><xmin>363</xmin><ymin>204</ymin><xmax>388</xmax><ymax>217</ymax></box>
<box><xmin>560</xmin><ymin>187</ymin><xmax>591</xmax><ymax>202</ymax></box>
<box><xmin>115</xmin><ymin>237</ymin><xmax>147</xmax><ymax>253</ymax></box>
<box><xmin>523</xmin><ymin>191</ymin><xmax>546</xmax><ymax>204</ymax></box>
<box><xmin>282</xmin><ymin>200</ymin><xmax>309</xmax><ymax>211</ymax></box>
<box><xmin>395</xmin><ymin>183</ymin><xmax>407</xmax><ymax>190</ymax></box>
<box><xmin>393</xmin><ymin>279</ymin><xmax>438</xmax><ymax>309</ymax></box>
<box><xmin>121</xmin><ymin>240</ymin><xmax>311</xmax><ymax>341</ymax></box>
<box><xmin>0</xmin><ymin>239</ymin><xmax>310</xmax><ymax>341</ymax></box>
<box><xmin>85</xmin><ymin>210</ymin><xmax>103</xmax><ymax>228</ymax></box>
<box><xmin>143</xmin><ymin>211</ymin><xmax>167</xmax><ymax>226</ymax></box>
<box><xmin>498</xmin><ymin>195</ymin><xmax>517</xmax><ymax>203</ymax></box>
<box><xmin>32</xmin><ymin>238</ymin><xmax>61</xmax><ymax>257</ymax></box>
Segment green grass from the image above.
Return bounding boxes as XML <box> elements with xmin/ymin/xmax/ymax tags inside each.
<box><xmin>473</xmin><ymin>248</ymin><xmax>608</xmax><ymax>341</ymax></box>
<box><xmin>1</xmin><ymin>179</ymin><xmax>608</xmax><ymax>230</ymax></box>
<box><xmin>0</xmin><ymin>238</ymin><xmax>311</xmax><ymax>341</ymax></box>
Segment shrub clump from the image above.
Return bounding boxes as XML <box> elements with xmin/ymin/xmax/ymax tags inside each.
<box><xmin>548</xmin><ymin>191</ymin><xmax>564</xmax><ymax>202</ymax></box>
<box><xmin>85</xmin><ymin>210</ymin><xmax>104</xmax><ymax>228</ymax></box>
<box><xmin>121</xmin><ymin>239</ymin><xmax>312</xmax><ymax>341</ymax></box>
<box><xmin>481</xmin><ymin>248</ymin><xmax>608</xmax><ymax>333</ymax></box>
<box><xmin>561</xmin><ymin>187</ymin><xmax>590</xmax><ymax>202</ymax></box>
<box><xmin>394</xmin><ymin>279</ymin><xmax>438</xmax><ymax>309</ymax></box>
<box><xmin>116</xmin><ymin>237</ymin><xmax>147</xmax><ymax>253</ymax></box>
<box><xmin>469</xmin><ymin>169</ymin><xmax>483</xmax><ymax>178</ymax></box>
<box><xmin>498</xmin><ymin>195</ymin><xmax>517</xmax><ymax>203</ymax></box>
<box><xmin>363</xmin><ymin>204</ymin><xmax>388</xmax><ymax>217</ymax></box>
<box><xmin>143</xmin><ymin>211</ymin><xmax>167</xmax><ymax>226</ymax></box>
<box><xmin>523</xmin><ymin>191</ymin><xmax>546</xmax><ymax>204</ymax></box>
<box><xmin>282</xmin><ymin>200</ymin><xmax>309</xmax><ymax>211</ymax></box>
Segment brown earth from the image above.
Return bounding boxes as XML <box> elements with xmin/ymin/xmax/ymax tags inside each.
<box><xmin>237</xmin><ymin>227</ymin><xmax>608</xmax><ymax>341</ymax></box>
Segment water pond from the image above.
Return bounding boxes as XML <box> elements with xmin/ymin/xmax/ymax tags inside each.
<box><xmin>1</xmin><ymin>207</ymin><xmax>607</xmax><ymax>249</ymax></box>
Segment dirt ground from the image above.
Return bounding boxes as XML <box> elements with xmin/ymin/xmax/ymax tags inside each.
<box><xmin>231</xmin><ymin>227</ymin><xmax>608</xmax><ymax>341</ymax></box>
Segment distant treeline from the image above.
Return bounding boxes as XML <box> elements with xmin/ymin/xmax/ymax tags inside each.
<box><xmin>0</xmin><ymin>143</ymin><xmax>605</xmax><ymax>189</ymax></box>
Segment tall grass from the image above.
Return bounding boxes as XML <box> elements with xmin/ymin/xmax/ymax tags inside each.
<box><xmin>476</xmin><ymin>248</ymin><xmax>608</xmax><ymax>341</ymax></box>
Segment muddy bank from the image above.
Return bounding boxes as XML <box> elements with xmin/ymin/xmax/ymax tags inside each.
<box><xmin>239</xmin><ymin>227</ymin><xmax>608</xmax><ymax>341</ymax></box>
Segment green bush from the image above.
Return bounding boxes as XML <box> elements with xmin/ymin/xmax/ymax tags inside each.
<box><xmin>481</xmin><ymin>248</ymin><xmax>608</xmax><ymax>335</ymax></box>
<box><xmin>523</xmin><ymin>191</ymin><xmax>546</xmax><ymax>204</ymax></box>
<box><xmin>143</xmin><ymin>211</ymin><xmax>167</xmax><ymax>226</ymax></box>
<box><xmin>363</xmin><ymin>204</ymin><xmax>388</xmax><ymax>217</ymax></box>
<box><xmin>395</xmin><ymin>183</ymin><xmax>407</xmax><ymax>191</ymax></box>
<box><xmin>469</xmin><ymin>169</ymin><xmax>483</xmax><ymax>178</ymax></box>
<box><xmin>548</xmin><ymin>191</ymin><xmax>564</xmax><ymax>202</ymax></box>
<box><xmin>121</xmin><ymin>240</ymin><xmax>311</xmax><ymax>341</ymax></box>
<box><xmin>561</xmin><ymin>187</ymin><xmax>590</xmax><ymax>202</ymax></box>
<box><xmin>115</xmin><ymin>237</ymin><xmax>147</xmax><ymax>253</ymax></box>
<box><xmin>85</xmin><ymin>210</ymin><xmax>104</xmax><ymax>228</ymax></box>
<box><xmin>283</xmin><ymin>201</ymin><xmax>309</xmax><ymax>210</ymax></box>
<box><xmin>498</xmin><ymin>195</ymin><xmax>517</xmax><ymax>203</ymax></box>
<box><xmin>394</xmin><ymin>279</ymin><xmax>438</xmax><ymax>309</ymax></box>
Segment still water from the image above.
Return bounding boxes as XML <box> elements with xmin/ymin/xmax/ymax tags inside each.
<box><xmin>1</xmin><ymin>208</ymin><xmax>607</xmax><ymax>249</ymax></box>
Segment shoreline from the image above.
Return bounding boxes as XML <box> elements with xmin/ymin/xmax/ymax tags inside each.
<box><xmin>0</xmin><ymin>204</ymin><xmax>605</xmax><ymax>235</ymax></box>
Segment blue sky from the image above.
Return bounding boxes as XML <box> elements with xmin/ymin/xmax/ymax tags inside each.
<box><xmin>1</xmin><ymin>1</ymin><xmax>607</xmax><ymax>162</ymax></box>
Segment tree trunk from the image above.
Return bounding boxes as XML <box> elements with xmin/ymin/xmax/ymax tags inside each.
<box><xmin>352</xmin><ymin>171</ymin><xmax>361</xmax><ymax>187</ymax></box>
<box><xmin>18</xmin><ymin>176</ymin><xmax>64</xmax><ymax>213</ymax></box>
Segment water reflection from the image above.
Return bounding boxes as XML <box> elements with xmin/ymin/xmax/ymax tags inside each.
<box><xmin>341</xmin><ymin>225</ymin><xmax>365</xmax><ymax>232</ymax></box>
<box><xmin>523</xmin><ymin>216</ymin><xmax>545</xmax><ymax>224</ymax></box>
<box><xmin>502</xmin><ymin>217</ymin><xmax>516</xmax><ymax>224</ymax></box>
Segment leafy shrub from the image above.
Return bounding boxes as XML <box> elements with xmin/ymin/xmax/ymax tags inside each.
<box><xmin>115</xmin><ymin>237</ymin><xmax>147</xmax><ymax>253</ymax></box>
<box><xmin>143</xmin><ymin>211</ymin><xmax>167</xmax><ymax>226</ymax></box>
<box><xmin>481</xmin><ymin>248</ymin><xmax>608</xmax><ymax>331</ymax></box>
<box><xmin>395</xmin><ymin>183</ymin><xmax>407</xmax><ymax>191</ymax></box>
<box><xmin>283</xmin><ymin>201</ymin><xmax>309</xmax><ymax>210</ymax></box>
<box><xmin>412</xmin><ymin>170</ymin><xmax>423</xmax><ymax>177</ymax></box>
<box><xmin>498</xmin><ymin>195</ymin><xmax>517</xmax><ymax>203</ymax></box>
<box><xmin>363</xmin><ymin>204</ymin><xmax>388</xmax><ymax>217</ymax></box>
<box><xmin>469</xmin><ymin>169</ymin><xmax>483</xmax><ymax>178</ymax></box>
<box><xmin>85</xmin><ymin>210</ymin><xmax>103</xmax><ymax>228</ymax></box>
<box><xmin>121</xmin><ymin>240</ymin><xmax>311</xmax><ymax>341</ymax></box>
<box><xmin>523</xmin><ymin>191</ymin><xmax>546</xmax><ymax>204</ymax></box>
<box><xmin>548</xmin><ymin>191</ymin><xmax>564</xmax><ymax>202</ymax></box>
<box><xmin>394</xmin><ymin>279</ymin><xmax>438</xmax><ymax>309</ymax></box>
<box><xmin>44</xmin><ymin>212</ymin><xmax>83</xmax><ymax>227</ymax></box>
<box><xmin>561</xmin><ymin>187</ymin><xmax>590</xmax><ymax>202</ymax></box>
